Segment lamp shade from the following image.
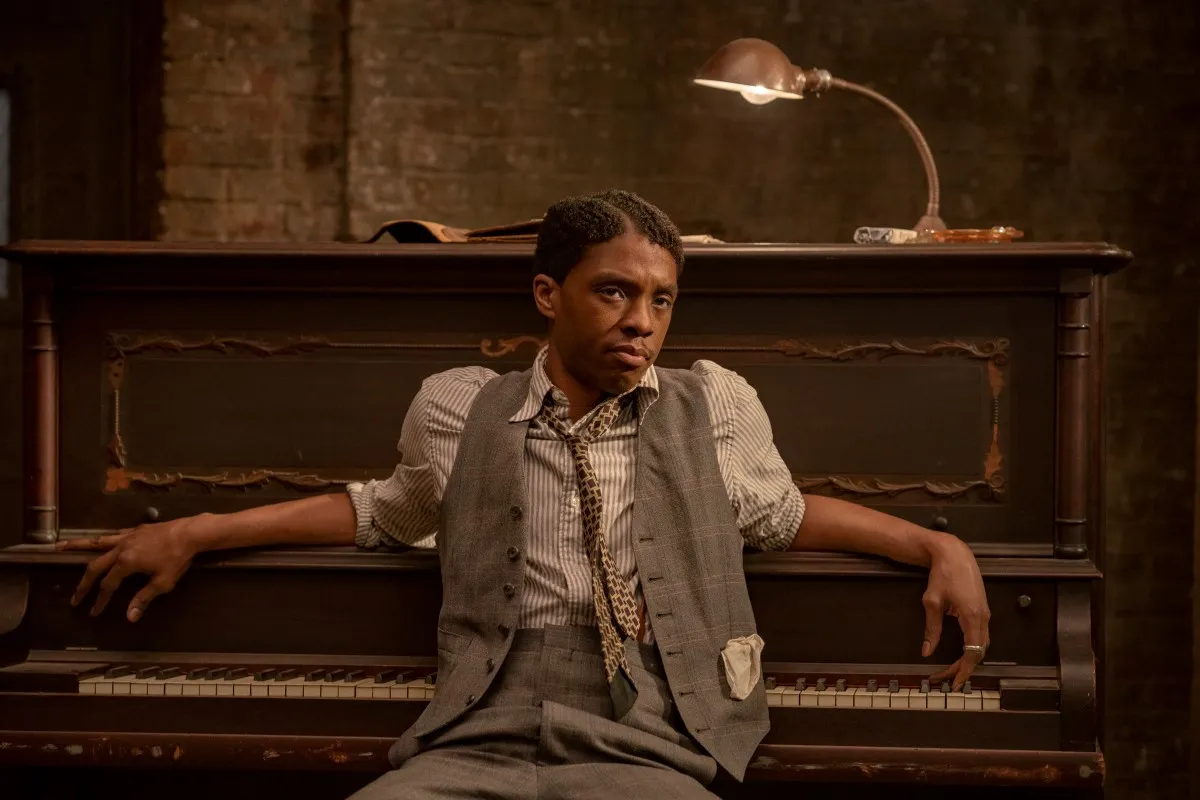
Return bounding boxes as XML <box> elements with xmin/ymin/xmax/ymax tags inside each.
<box><xmin>693</xmin><ymin>38</ymin><xmax>803</xmax><ymax>103</ymax></box>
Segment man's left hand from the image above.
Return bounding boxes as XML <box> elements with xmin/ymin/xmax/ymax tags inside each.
<box><xmin>920</xmin><ymin>533</ymin><xmax>990</xmax><ymax>690</ymax></box>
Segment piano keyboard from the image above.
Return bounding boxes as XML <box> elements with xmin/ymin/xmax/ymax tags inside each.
<box><xmin>763</xmin><ymin>676</ymin><xmax>1000</xmax><ymax>710</ymax></box>
<box><xmin>77</xmin><ymin>665</ymin><xmax>437</xmax><ymax>700</ymax></box>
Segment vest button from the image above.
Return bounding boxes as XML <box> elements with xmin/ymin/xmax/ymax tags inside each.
<box><xmin>506</xmin><ymin>546</ymin><xmax>520</xmax><ymax>560</ymax></box>
<box><xmin>466</xmin><ymin>695</ymin><xmax>476</xmax><ymax>705</ymax></box>
<box><xmin>498</xmin><ymin>623</ymin><xmax>511</xmax><ymax>636</ymax></box>
<box><xmin>503</xmin><ymin>583</ymin><xmax>516</xmax><ymax>598</ymax></box>
<box><xmin>485</xmin><ymin>658</ymin><xmax>495</xmax><ymax>672</ymax></box>
<box><xmin>509</xmin><ymin>506</ymin><xmax>523</xmax><ymax>521</ymax></box>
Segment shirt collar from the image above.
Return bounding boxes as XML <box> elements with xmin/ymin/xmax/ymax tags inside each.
<box><xmin>509</xmin><ymin>346</ymin><xmax>660</xmax><ymax>423</ymax></box>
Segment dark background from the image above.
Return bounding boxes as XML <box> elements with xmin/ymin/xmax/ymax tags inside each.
<box><xmin>1</xmin><ymin>1</ymin><xmax>1197</xmax><ymax>797</ymax></box>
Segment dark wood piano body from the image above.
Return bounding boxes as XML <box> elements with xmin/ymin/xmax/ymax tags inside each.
<box><xmin>0</xmin><ymin>240</ymin><xmax>1131</xmax><ymax>795</ymax></box>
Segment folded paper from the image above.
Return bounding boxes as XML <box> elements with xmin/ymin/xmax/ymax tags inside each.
<box><xmin>720</xmin><ymin>634</ymin><xmax>765</xmax><ymax>700</ymax></box>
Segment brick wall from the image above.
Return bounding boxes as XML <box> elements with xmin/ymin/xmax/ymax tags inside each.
<box><xmin>160</xmin><ymin>0</ymin><xmax>346</xmax><ymax>241</ymax></box>
<box><xmin>158</xmin><ymin>1</ymin><xmax>1199</xmax><ymax>796</ymax></box>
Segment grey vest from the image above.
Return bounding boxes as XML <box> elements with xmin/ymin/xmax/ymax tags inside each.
<box><xmin>406</xmin><ymin>367</ymin><xmax>770</xmax><ymax>780</ymax></box>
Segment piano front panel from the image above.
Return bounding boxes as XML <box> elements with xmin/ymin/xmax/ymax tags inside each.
<box><xmin>57</xmin><ymin>286</ymin><xmax>1054</xmax><ymax>549</ymax></box>
<box><xmin>8</xmin><ymin>553</ymin><xmax>1061</xmax><ymax>668</ymax></box>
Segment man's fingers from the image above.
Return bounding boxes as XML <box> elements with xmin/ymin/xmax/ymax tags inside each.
<box><xmin>127</xmin><ymin>579</ymin><xmax>172</xmax><ymax>623</ymax></box>
<box><xmin>90</xmin><ymin>562</ymin><xmax>132</xmax><ymax>617</ymax></box>
<box><xmin>929</xmin><ymin>661</ymin><xmax>959</xmax><ymax>682</ymax></box>
<box><xmin>56</xmin><ymin>533</ymin><xmax>127</xmax><ymax>552</ymax></box>
<box><xmin>921</xmin><ymin>592</ymin><xmax>944</xmax><ymax>658</ymax></box>
<box><xmin>71</xmin><ymin>550</ymin><xmax>119</xmax><ymax>606</ymax></box>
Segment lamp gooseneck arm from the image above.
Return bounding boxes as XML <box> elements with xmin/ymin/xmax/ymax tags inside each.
<box><xmin>828</xmin><ymin>77</ymin><xmax>945</xmax><ymax>231</ymax></box>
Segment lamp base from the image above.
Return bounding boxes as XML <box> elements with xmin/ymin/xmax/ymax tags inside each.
<box><xmin>914</xmin><ymin>214</ymin><xmax>946</xmax><ymax>233</ymax></box>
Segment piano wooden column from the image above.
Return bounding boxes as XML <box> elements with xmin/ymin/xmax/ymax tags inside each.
<box><xmin>27</xmin><ymin>290</ymin><xmax>57</xmax><ymax>544</ymax></box>
<box><xmin>1055</xmin><ymin>279</ymin><xmax>1091</xmax><ymax>559</ymax></box>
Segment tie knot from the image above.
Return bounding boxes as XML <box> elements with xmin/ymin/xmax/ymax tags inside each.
<box><xmin>539</xmin><ymin>393</ymin><xmax>625</xmax><ymax>445</ymax></box>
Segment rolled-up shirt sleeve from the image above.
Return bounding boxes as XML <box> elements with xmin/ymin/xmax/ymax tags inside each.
<box><xmin>694</xmin><ymin>360</ymin><xmax>805</xmax><ymax>552</ymax></box>
<box><xmin>348</xmin><ymin>367</ymin><xmax>493</xmax><ymax>549</ymax></box>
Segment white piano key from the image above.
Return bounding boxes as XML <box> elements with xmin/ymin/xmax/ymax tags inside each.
<box><xmin>368</xmin><ymin>682</ymin><xmax>395</xmax><ymax>699</ymax></box>
<box><xmin>889</xmin><ymin>688</ymin><xmax>911</xmax><ymax>709</ymax></box>
<box><xmin>834</xmin><ymin>687</ymin><xmax>854</xmax><ymax>708</ymax></box>
<box><xmin>351</xmin><ymin>679</ymin><xmax>378</xmax><ymax>699</ymax></box>
<box><xmin>765</xmin><ymin>686</ymin><xmax>785</xmax><ymax>707</ymax></box>
<box><xmin>162</xmin><ymin>676</ymin><xmax>188</xmax><ymax>696</ymax></box>
<box><xmin>946</xmin><ymin>692</ymin><xmax>966</xmax><ymax>710</ymax></box>
<box><xmin>110</xmin><ymin>675</ymin><xmax>136</xmax><ymax>695</ymax></box>
<box><xmin>79</xmin><ymin>676</ymin><xmax>104</xmax><ymax>694</ymax></box>
<box><xmin>321</xmin><ymin>681</ymin><xmax>343</xmax><ymax>699</ymax></box>
<box><xmin>870</xmin><ymin>689</ymin><xmax>890</xmax><ymax>708</ymax></box>
<box><xmin>982</xmin><ymin>689</ymin><xmax>1001</xmax><ymax>710</ymax></box>
<box><xmin>817</xmin><ymin>688</ymin><xmax>837</xmax><ymax>707</ymax></box>
<box><xmin>283</xmin><ymin>677</ymin><xmax>308</xmax><ymax>697</ymax></box>
<box><xmin>852</xmin><ymin>687</ymin><xmax>872</xmax><ymax>708</ymax></box>
<box><xmin>909</xmin><ymin>691</ymin><xmax>929</xmax><ymax>709</ymax></box>
<box><xmin>927</xmin><ymin>690</ymin><xmax>946</xmax><ymax>709</ymax></box>
<box><xmin>250</xmin><ymin>679</ymin><xmax>272</xmax><ymax>697</ymax></box>
<box><xmin>780</xmin><ymin>688</ymin><xmax>800</xmax><ymax>707</ymax></box>
<box><xmin>231</xmin><ymin>676</ymin><xmax>255</xmax><ymax>697</ymax></box>
<box><xmin>303</xmin><ymin>681</ymin><xmax>325</xmax><ymax>698</ymax></box>
<box><xmin>799</xmin><ymin>688</ymin><xmax>819</xmax><ymax>707</ymax></box>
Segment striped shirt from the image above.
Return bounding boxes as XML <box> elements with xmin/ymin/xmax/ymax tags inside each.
<box><xmin>348</xmin><ymin>348</ymin><xmax>805</xmax><ymax>639</ymax></box>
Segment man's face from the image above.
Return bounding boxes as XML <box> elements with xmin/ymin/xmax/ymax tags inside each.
<box><xmin>535</xmin><ymin>231</ymin><xmax>678</xmax><ymax>397</ymax></box>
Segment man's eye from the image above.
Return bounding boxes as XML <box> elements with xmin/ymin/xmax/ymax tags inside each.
<box><xmin>654</xmin><ymin>296</ymin><xmax>674</xmax><ymax>309</ymax></box>
<box><xmin>598</xmin><ymin>287</ymin><xmax>624</xmax><ymax>299</ymax></box>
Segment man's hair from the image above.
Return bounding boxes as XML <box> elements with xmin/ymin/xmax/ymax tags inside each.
<box><xmin>533</xmin><ymin>189</ymin><xmax>684</xmax><ymax>284</ymax></box>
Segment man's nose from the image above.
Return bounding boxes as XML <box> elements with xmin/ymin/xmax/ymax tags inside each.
<box><xmin>621</xmin><ymin>297</ymin><xmax>654</xmax><ymax>337</ymax></box>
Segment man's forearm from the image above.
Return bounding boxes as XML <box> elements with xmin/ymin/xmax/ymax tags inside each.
<box><xmin>185</xmin><ymin>493</ymin><xmax>358</xmax><ymax>553</ymax></box>
<box><xmin>789</xmin><ymin>495</ymin><xmax>950</xmax><ymax>566</ymax></box>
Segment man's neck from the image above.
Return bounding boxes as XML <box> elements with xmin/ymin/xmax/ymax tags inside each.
<box><xmin>543</xmin><ymin>345</ymin><xmax>604</xmax><ymax>422</ymax></box>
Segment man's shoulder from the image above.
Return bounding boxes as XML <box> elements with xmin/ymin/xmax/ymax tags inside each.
<box><xmin>658</xmin><ymin>359</ymin><xmax>754</xmax><ymax>396</ymax></box>
<box><xmin>420</xmin><ymin>365</ymin><xmax>500</xmax><ymax>393</ymax></box>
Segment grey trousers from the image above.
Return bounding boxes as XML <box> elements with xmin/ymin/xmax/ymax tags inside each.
<box><xmin>349</xmin><ymin>625</ymin><xmax>719</xmax><ymax>799</ymax></box>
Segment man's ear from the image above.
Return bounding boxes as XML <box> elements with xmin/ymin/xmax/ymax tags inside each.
<box><xmin>532</xmin><ymin>274</ymin><xmax>559</xmax><ymax>321</ymax></box>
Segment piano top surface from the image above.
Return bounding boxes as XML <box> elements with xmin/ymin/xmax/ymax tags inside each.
<box><xmin>1</xmin><ymin>238</ymin><xmax>1133</xmax><ymax>271</ymax></box>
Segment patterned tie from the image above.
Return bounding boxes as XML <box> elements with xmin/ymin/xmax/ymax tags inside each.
<box><xmin>538</xmin><ymin>392</ymin><xmax>641</xmax><ymax>718</ymax></box>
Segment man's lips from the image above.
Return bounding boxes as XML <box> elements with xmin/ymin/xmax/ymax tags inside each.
<box><xmin>609</xmin><ymin>345</ymin><xmax>650</xmax><ymax>368</ymax></box>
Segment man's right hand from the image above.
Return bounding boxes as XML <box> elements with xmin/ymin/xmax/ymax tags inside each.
<box><xmin>56</xmin><ymin>514</ymin><xmax>209</xmax><ymax>622</ymax></box>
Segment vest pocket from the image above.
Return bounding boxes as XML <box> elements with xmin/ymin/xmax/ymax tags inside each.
<box><xmin>436</xmin><ymin>626</ymin><xmax>468</xmax><ymax>656</ymax></box>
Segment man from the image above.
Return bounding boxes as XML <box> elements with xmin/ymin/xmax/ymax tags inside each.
<box><xmin>61</xmin><ymin>189</ymin><xmax>990</xmax><ymax>799</ymax></box>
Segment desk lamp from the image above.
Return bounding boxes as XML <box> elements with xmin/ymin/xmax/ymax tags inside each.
<box><xmin>694</xmin><ymin>37</ymin><xmax>946</xmax><ymax>233</ymax></box>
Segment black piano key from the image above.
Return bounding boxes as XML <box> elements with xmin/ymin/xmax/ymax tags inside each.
<box><xmin>888</xmin><ymin>679</ymin><xmax>899</xmax><ymax>693</ymax></box>
<box><xmin>225</xmin><ymin>668</ymin><xmax>248</xmax><ymax>680</ymax></box>
<box><xmin>835</xmin><ymin>678</ymin><xmax>846</xmax><ymax>692</ymax></box>
<box><xmin>795</xmin><ymin>678</ymin><xmax>806</xmax><ymax>691</ymax></box>
<box><xmin>104</xmin><ymin>665</ymin><xmax>133</xmax><ymax>678</ymax></box>
<box><xmin>941</xmin><ymin>681</ymin><xmax>951</xmax><ymax>694</ymax></box>
<box><xmin>963</xmin><ymin>681</ymin><xmax>972</xmax><ymax>694</ymax></box>
<box><xmin>374</xmin><ymin>669</ymin><xmax>397</xmax><ymax>684</ymax></box>
<box><xmin>158</xmin><ymin>667</ymin><xmax>182</xmax><ymax>680</ymax></box>
<box><xmin>305</xmin><ymin>669</ymin><xmax>327</xmax><ymax>682</ymax></box>
<box><xmin>425</xmin><ymin>672</ymin><xmax>437</xmax><ymax>685</ymax></box>
<box><xmin>764</xmin><ymin>676</ymin><xmax>776</xmax><ymax>690</ymax></box>
<box><xmin>274</xmin><ymin>669</ymin><xmax>297</xmax><ymax>682</ymax></box>
<box><xmin>324</xmin><ymin>669</ymin><xmax>346</xmax><ymax>682</ymax></box>
<box><xmin>205</xmin><ymin>668</ymin><xmax>228</xmax><ymax>680</ymax></box>
<box><xmin>254</xmin><ymin>668</ymin><xmax>277</xmax><ymax>682</ymax></box>
<box><xmin>186</xmin><ymin>668</ymin><xmax>207</xmax><ymax>680</ymax></box>
<box><xmin>136</xmin><ymin>666</ymin><xmax>162</xmax><ymax>679</ymax></box>
<box><xmin>920</xmin><ymin>679</ymin><xmax>930</xmax><ymax>693</ymax></box>
<box><xmin>344</xmin><ymin>670</ymin><xmax>364</xmax><ymax>682</ymax></box>
<box><xmin>866</xmin><ymin>679</ymin><xmax>878</xmax><ymax>692</ymax></box>
<box><xmin>815</xmin><ymin>678</ymin><xmax>825</xmax><ymax>691</ymax></box>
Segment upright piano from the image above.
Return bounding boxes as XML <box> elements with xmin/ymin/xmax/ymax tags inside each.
<box><xmin>0</xmin><ymin>240</ymin><xmax>1131</xmax><ymax>797</ymax></box>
